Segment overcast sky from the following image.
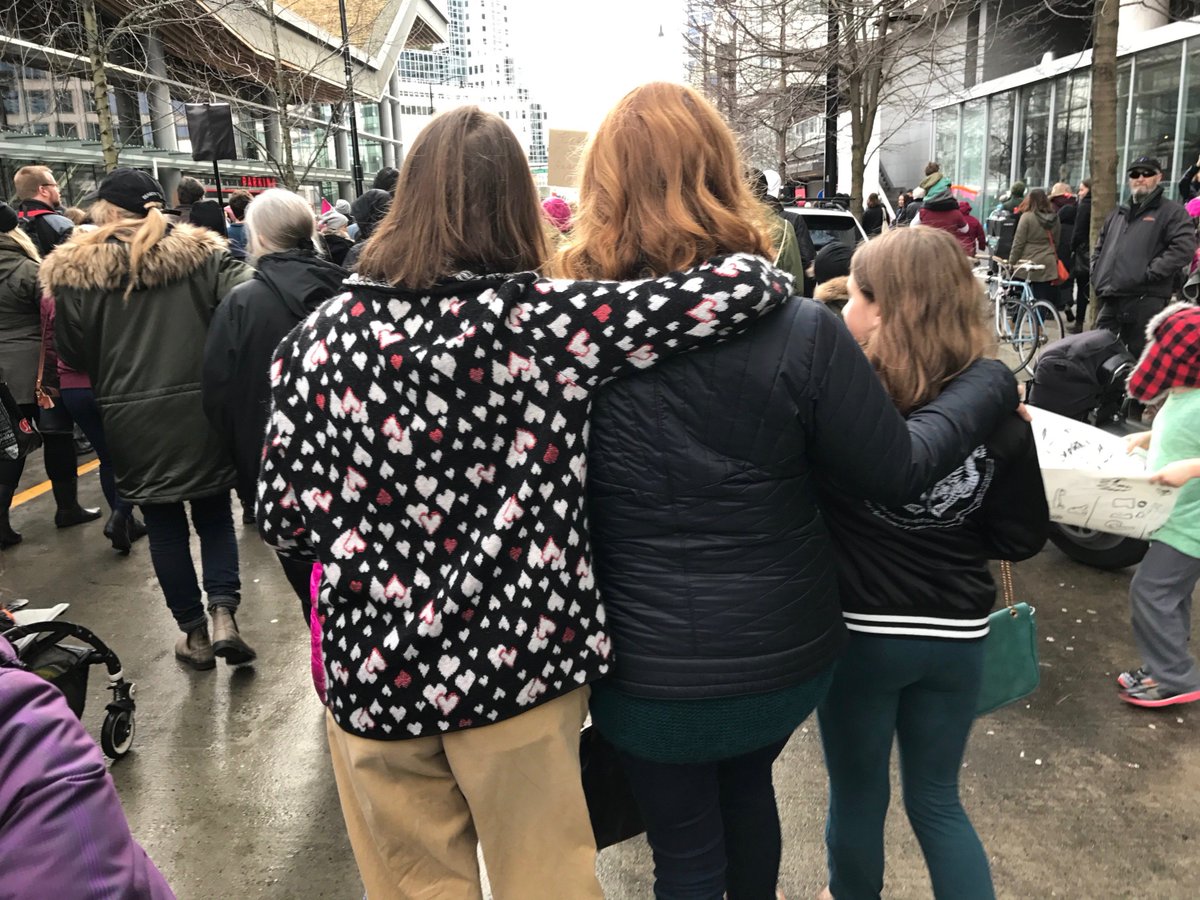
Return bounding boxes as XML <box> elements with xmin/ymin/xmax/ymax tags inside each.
<box><xmin>507</xmin><ymin>0</ymin><xmax>687</xmax><ymax>133</ymax></box>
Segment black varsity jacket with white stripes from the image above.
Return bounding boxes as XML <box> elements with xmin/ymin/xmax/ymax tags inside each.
<box><xmin>818</xmin><ymin>412</ymin><xmax>1050</xmax><ymax>640</ymax></box>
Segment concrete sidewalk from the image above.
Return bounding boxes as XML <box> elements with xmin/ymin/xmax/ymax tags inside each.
<box><xmin>4</xmin><ymin>469</ymin><xmax>1198</xmax><ymax>898</ymax></box>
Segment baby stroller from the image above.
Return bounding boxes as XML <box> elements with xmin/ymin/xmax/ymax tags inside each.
<box><xmin>2</xmin><ymin>602</ymin><xmax>137</xmax><ymax>759</ymax></box>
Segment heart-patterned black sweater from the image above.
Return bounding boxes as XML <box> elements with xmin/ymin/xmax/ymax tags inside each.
<box><xmin>257</xmin><ymin>254</ymin><xmax>790</xmax><ymax>739</ymax></box>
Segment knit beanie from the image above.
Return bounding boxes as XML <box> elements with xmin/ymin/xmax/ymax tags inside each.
<box><xmin>188</xmin><ymin>199</ymin><xmax>228</xmax><ymax>238</ymax></box>
<box><xmin>334</xmin><ymin>199</ymin><xmax>352</xmax><ymax>218</ymax></box>
<box><xmin>1010</xmin><ymin>181</ymin><xmax>1026</xmax><ymax>197</ymax></box>
<box><xmin>0</xmin><ymin>201</ymin><xmax>17</xmax><ymax>233</ymax></box>
<box><xmin>318</xmin><ymin>211</ymin><xmax>349</xmax><ymax>232</ymax></box>
<box><xmin>542</xmin><ymin>196</ymin><xmax>572</xmax><ymax>233</ymax></box>
<box><xmin>814</xmin><ymin>241</ymin><xmax>854</xmax><ymax>285</ymax></box>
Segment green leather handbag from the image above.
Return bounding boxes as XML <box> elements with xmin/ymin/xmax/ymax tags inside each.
<box><xmin>976</xmin><ymin>560</ymin><xmax>1041</xmax><ymax>716</ymax></box>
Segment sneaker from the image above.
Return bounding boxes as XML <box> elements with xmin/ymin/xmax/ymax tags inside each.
<box><xmin>1117</xmin><ymin>667</ymin><xmax>1158</xmax><ymax>692</ymax></box>
<box><xmin>1121</xmin><ymin>685</ymin><xmax>1200</xmax><ymax>708</ymax></box>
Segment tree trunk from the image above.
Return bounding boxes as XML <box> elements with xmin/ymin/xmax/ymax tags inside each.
<box><xmin>850</xmin><ymin>120</ymin><xmax>866</xmax><ymax>219</ymax></box>
<box><xmin>266</xmin><ymin>2</ymin><xmax>297</xmax><ymax>191</ymax></box>
<box><xmin>1088</xmin><ymin>0</ymin><xmax>1119</xmax><ymax>327</ymax></box>
<box><xmin>80</xmin><ymin>0</ymin><xmax>120</xmax><ymax>171</ymax></box>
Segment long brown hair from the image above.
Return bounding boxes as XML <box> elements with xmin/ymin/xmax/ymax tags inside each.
<box><xmin>553</xmin><ymin>82</ymin><xmax>774</xmax><ymax>280</ymax></box>
<box><xmin>1016</xmin><ymin>188</ymin><xmax>1053</xmax><ymax>216</ymax></box>
<box><xmin>851</xmin><ymin>227</ymin><xmax>991</xmax><ymax>414</ymax></box>
<box><xmin>356</xmin><ymin>106</ymin><xmax>547</xmax><ymax>288</ymax></box>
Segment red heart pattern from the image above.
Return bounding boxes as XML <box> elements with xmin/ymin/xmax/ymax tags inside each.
<box><xmin>256</xmin><ymin>254</ymin><xmax>788</xmax><ymax>737</ymax></box>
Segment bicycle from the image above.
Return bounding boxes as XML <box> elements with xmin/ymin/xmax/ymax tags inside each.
<box><xmin>973</xmin><ymin>257</ymin><xmax>1067</xmax><ymax>375</ymax></box>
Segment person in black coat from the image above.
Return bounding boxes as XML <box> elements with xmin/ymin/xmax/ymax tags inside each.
<box><xmin>342</xmin><ymin>189</ymin><xmax>392</xmax><ymax>271</ymax></box>
<box><xmin>1069</xmin><ymin>179</ymin><xmax>1092</xmax><ymax>331</ymax></box>
<box><xmin>201</xmin><ymin>188</ymin><xmax>347</xmax><ymax>618</ymax></box>
<box><xmin>862</xmin><ymin>192</ymin><xmax>889</xmax><ymax>236</ymax></box>
<box><xmin>557</xmin><ymin>82</ymin><xmax>1020</xmax><ymax>900</ymax></box>
<box><xmin>1050</xmin><ymin>183</ymin><xmax>1077</xmax><ymax>320</ymax></box>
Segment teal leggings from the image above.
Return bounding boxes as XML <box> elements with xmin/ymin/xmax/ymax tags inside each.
<box><xmin>817</xmin><ymin>633</ymin><xmax>995</xmax><ymax>900</ymax></box>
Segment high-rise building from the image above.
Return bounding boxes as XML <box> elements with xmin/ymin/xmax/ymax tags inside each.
<box><xmin>397</xmin><ymin>0</ymin><xmax>547</xmax><ymax>167</ymax></box>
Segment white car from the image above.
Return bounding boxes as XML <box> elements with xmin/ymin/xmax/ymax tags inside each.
<box><xmin>783</xmin><ymin>201</ymin><xmax>869</xmax><ymax>252</ymax></box>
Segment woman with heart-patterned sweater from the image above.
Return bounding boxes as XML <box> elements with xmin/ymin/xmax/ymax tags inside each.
<box><xmin>256</xmin><ymin>106</ymin><xmax>792</xmax><ymax>899</ymax></box>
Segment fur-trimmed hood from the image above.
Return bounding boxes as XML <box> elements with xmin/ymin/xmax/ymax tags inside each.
<box><xmin>41</xmin><ymin>223</ymin><xmax>228</xmax><ymax>294</ymax></box>
<box><xmin>814</xmin><ymin>276</ymin><xmax>850</xmax><ymax>304</ymax></box>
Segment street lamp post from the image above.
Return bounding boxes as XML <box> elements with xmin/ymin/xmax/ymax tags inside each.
<box><xmin>337</xmin><ymin>0</ymin><xmax>365</xmax><ymax>195</ymax></box>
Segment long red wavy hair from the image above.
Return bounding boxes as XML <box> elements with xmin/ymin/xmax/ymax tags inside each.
<box><xmin>553</xmin><ymin>82</ymin><xmax>774</xmax><ymax>280</ymax></box>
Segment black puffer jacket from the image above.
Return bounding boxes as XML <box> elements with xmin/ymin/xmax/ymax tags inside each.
<box><xmin>587</xmin><ymin>299</ymin><xmax>1017</xmax><ymax>700</ymax></box>
<box><xmin>202</xmin><ymin>249</ymin><xmax>347</xmax><ymax>499</ymax></box>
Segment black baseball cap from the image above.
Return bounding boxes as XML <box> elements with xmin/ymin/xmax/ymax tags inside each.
<box><xmin>1127</xmin><ymin>156</ymin><xmax>1163</xmax><ymax>177</ymax></box>
<box><xmin>97</xmin><ymin>167</ymin><xmax>166</xmax><ymax>216</ymax></box>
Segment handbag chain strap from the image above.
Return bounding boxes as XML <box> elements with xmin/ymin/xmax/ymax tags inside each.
<box><xmin>999</xmin><ymin>560</ymin><xmax>1017</xmax><ymax>617</ymax></box>
<box><xmin>35</xmin><ymin>317</ymin><xmax>53</xmax><ymax>408</ymax></box>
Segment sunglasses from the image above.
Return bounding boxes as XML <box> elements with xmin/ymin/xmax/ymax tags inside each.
<box><xmin>1128</xmin><ymin>169</ymin><xmax>1158</xmax><ymax>179</ymax></box>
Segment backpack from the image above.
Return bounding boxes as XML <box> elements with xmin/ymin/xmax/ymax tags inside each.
<box><xmin>1027</xmin><ymin>330</ymin><xmax>1135</xmax><ymax>422</ymax></box>
<box><xmin>986</xmin><ymin>207</ymin><xmax>1018</xmax><ymax>259</ymax></box>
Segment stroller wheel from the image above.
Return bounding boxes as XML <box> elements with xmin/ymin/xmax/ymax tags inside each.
<box><xmin>101</xmin><ymin>708</ymin><xmax>135</xmax><ymax>758</ymax></box>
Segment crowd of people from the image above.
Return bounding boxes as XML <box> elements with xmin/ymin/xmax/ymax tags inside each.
<box><xmin>2</xmin><ymin>80</ymin><xmax>1200</xmax><ymax>900</ymax></box>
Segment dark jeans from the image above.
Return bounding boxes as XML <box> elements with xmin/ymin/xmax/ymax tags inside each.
<box><xmin>1027</xmin><ymin>280</ymin><xmax>1058</xmax><ymax>306</ymax></box>
<box><xmin>0</xmin><ymin>402</ymin><xmax>78</xmax><ymax>507</ymax></box>
<box><xmin>1074</xmin><ymin>269</ymin><xmax>1091</xmax><ymax>324</ymax></box>
<box><xmin>818</xmin><ymin>633</ymin><xmax>994</xmax><ymax>900</ymax></box>
<box><xmin>618</xmin><ymin>737</ymin><xmax>790</xmax><ymax>900</ymax></box>
<box><xmin>59</xmin><ymin>387</ymin><xmax>132</xmax><ymax>516</ymax></box>
<box><xmin>1096</xmin><ymin>294</ymin><xmax>1167</xmax><ymax>359</ymax></box>
<box><xmin>141</xmin><ymin>492</ymin><xmax>240</xmax><ymax>633</ymax></box>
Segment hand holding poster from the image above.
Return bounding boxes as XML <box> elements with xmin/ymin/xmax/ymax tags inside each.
<box><xmin>1027</xmin><ymin>406</ymin><xmax>1179</xmax><ymax>540</ymax></box>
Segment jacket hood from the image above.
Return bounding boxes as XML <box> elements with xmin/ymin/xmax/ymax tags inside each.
<box><xmin>1050</xmin><ymin>194</ymin><xmax>1076</xmax><ymax>211</ymax></box>
<box><xmin>957</xmin><ymin>201</ymin><xmax>973</xmax><ymax>215</ymax></box>
<box><xmin>40</xmin><ymin>223</ymin><xmax>227</xmax><ymax>294</ymax></box>
<box><xmin>814</xmin><ymin>276</ymin><xmax>850</xmax><ymax>303</ymax></box>
<box><xmin>257</xmin><ymin>250</ymin><xmax>348</xmax><ymax>318</ymax></box>
<box><xmin>1033</xmin><ymin>210</ymin><xmax>1059</xmax><ymax>228</ymax></box>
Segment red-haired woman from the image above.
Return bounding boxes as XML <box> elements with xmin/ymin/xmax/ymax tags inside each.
<box><xmin>560</xmin><ymin>82</ymin><xmax>1020</xmax><ymax>899</ymax></box>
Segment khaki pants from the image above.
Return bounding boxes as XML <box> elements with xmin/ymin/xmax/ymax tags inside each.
<box><xmin>326</xmin><ymin>687</ymin><xmax>603</xmax><ymax>900</ymax></box>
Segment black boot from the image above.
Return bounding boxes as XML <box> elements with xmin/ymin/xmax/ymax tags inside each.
<box><xmin>50</xmin><ymin>472</ymin><xmax>101</xmax><ymax>529</ymax></box>
<box><xmin>0</xmin><ymin>485</ymin><xmax>21</xmax><ymax>548</ymax></box>
<box><xmin>103</xmin><ymin>508</ymin><xmax>132</xmax><ymax>554</ymax></box>
<box><xmin>55</xmin><ymin>505</ymin><xmax>102</xmax><ymax>528</ymax></box>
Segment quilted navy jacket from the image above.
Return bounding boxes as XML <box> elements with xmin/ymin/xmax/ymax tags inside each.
<box><xmin>587</xmin><ymin>298</ymin><xmax>1017</xmax><ymax>700</ymax></box>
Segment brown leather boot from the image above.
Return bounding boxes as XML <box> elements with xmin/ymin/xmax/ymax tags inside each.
<box><xmin>210</xmin><ymin>608</ymin><xmax>256</xmax><ymax>665</ymax></box>
<box><xmin>175</xmin><ymin>625</ymin><xmax>216</xmax><ymax>670</ymax></box>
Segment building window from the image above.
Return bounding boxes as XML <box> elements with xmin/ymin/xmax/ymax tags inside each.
<box><xmin>934</xmin><ymin>107</ymin><xmax>958</xmax><ymax>173</ymax></box>
<box><xmin>1181</xmin><ymin>41</ymin><xmax>1200</xmax><ymax>196</ymax></box>
<box><xmin>1018</xmin><ymin>81</ymin><xmax>1050</xmax><ymax>188</ymax></box>
<box><xmin>27</xmin><ymin>90</ymin><xmax>50</xmax><ymax>115</ymax></box>
<box><xmin>1050</xmin><ymin>71</ymin><xmax>1089</xmax><ymax>188</ymax></box>
<box><xmin>959</xmin><ymin>98</ymin><xmax>985</xmax><ymax>193</ymax></box>
<box><xmin>986</xmin><ymin>91</ymin><xmax>1015</xmax><ymax>206</ymax></box>
<box><xmin>58</xmin><ymin>121</ymin><xmax>78</xmax><ymax>139</ymax></box>
<box><xmin>1128</xmin><ymin>44</ymin><xmax>1182</xmax><ymax>197</ymax></box>
<box><xmin>55</xmin><ymin>89</ymin><xmax>75</xmax><ymax>114</ymax></box>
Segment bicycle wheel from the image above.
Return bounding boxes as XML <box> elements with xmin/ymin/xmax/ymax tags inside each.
<box><xmin>994</xmin><ymin>295</ymin><xmax>1037</xmax><ymax>373</ymax></box>
<box><xmin>1030</xmin><ymin>300</ymin><xmax>1066</xmax><ymax>372</ymax></box>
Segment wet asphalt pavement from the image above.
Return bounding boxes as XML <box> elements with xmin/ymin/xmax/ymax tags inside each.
<box><xmin>4</xmin><ymin>457</ymin><xmax>1198</xmax><ymax>899</ymax></box>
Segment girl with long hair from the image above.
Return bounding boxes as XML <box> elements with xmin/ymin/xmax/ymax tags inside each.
<box><xmin>255</xmin><ymin>105</ymin><xmax>791</xmax><ymax>899</ymax></box>
<box><xmin>559</xmin><ymin>82</ymin><xmax>1021</xmax><ymax>899</ymax></box>
<box><xmin>0</xmin><ymin>201</ymin><xmax>100</xmax><ymax>547</ymax></box>
<box><xmin>1008</xmin><ymin>187</ymin><xmax>1063</xmax><ymax>307</ymax></box>
<box><xmin>817</xmin><ymin>226</ymin><xmax>1048</xmax><ymax>900</ymax></box>
<box><xmin>43</xmin><ymin>168</ymin><xmax>255</xmax><ymax>670</ymax></box>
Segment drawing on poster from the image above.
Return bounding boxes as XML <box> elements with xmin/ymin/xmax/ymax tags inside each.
<box><xmin>1027</xmin><ymin>406</ymin><xmax>1179</xmax><ymax>540</ymax></box>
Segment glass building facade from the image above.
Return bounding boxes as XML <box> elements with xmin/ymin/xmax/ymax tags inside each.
<box><xmin>932</xmin><ymin>31</ymin><xmax>1200</xmax><ymax>216</ymax></box>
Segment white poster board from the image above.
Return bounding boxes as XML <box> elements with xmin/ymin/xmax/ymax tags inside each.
<box><xmin>1027</xmin><ymin>406</ymin><xmax>1179</xmax><ymax>539</ymax></box>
